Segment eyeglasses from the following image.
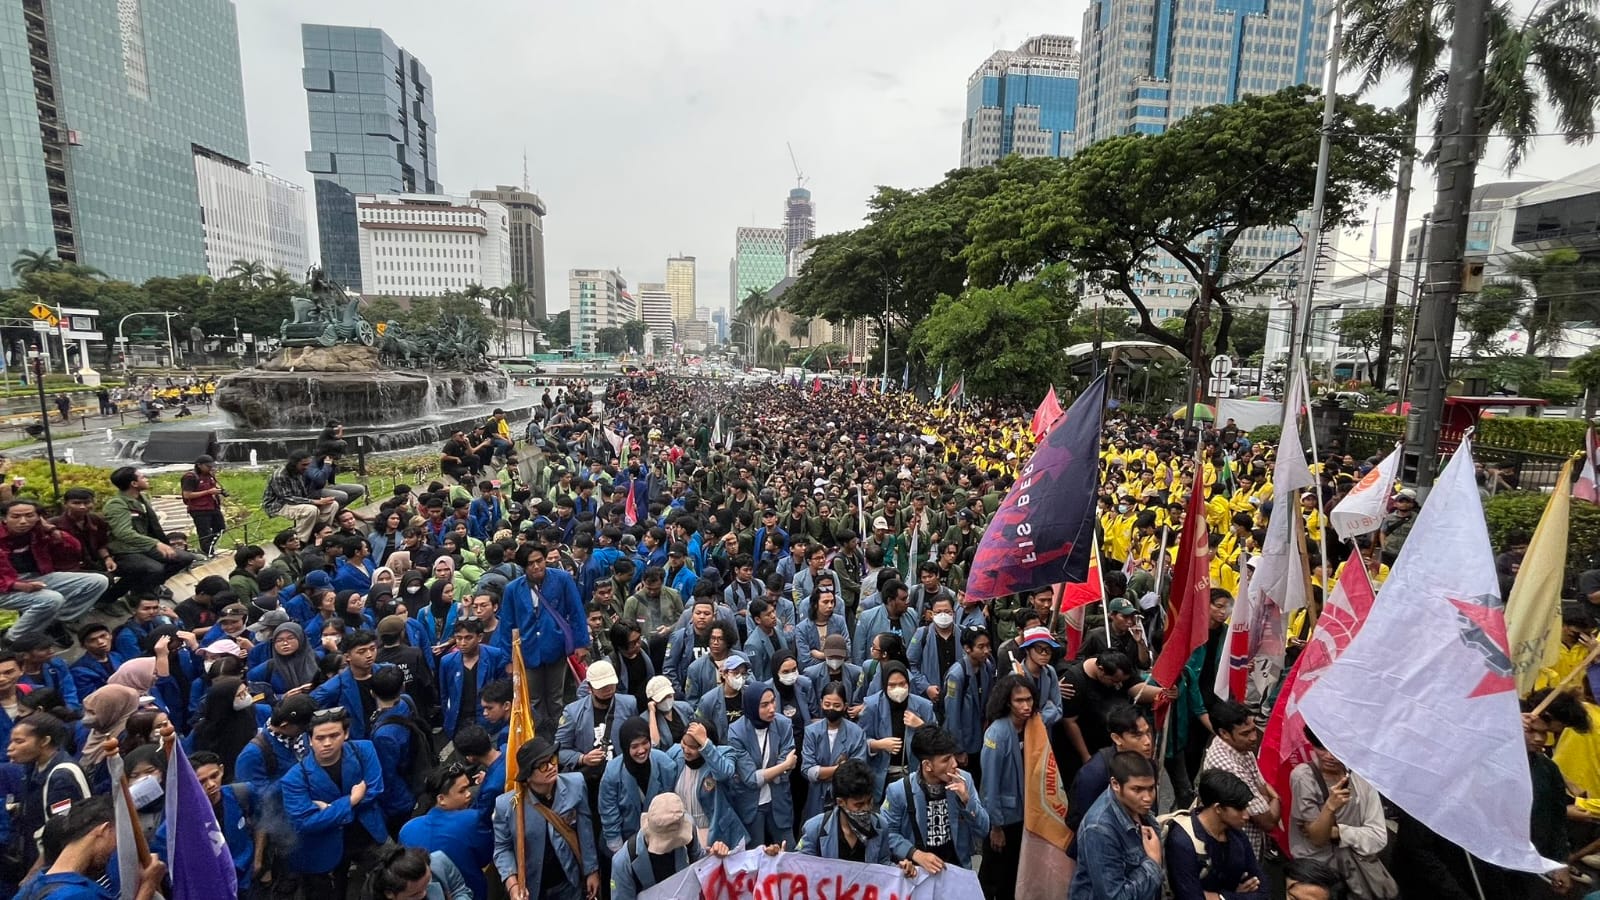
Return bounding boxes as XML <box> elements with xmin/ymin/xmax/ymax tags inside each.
<box><xmin>532</xmin><ymin>756</ymin><xmax>559</xmax><ymax>774</ymax></box>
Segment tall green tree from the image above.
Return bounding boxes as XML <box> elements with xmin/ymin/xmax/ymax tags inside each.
<box><xmin>1567</xmin><ymin>345</ymin><xmax>1600</xmax><ymax>419</ymax></box>
<box><xmin>967</xmin><ymin>86</ymin><xmax>1403</xmax><ymax>360</ymax></box>
<box><xmin>1502</xmin><ymin>249</ymin><xmax>1599</xmax><ymax>359</ymax></box>
<box><xmin>621</xmin><ymin>319</ymin><xmax>649</xmax><ymax>354</ymax></box>
<box><xmin>914</xmin><ymin>264</ymin><xmax>1078</xmax><ymax>401</ymax></box>
<box><xmin>10</xmin><ymin>248</ymin><xmax>60</xmax><ymax>278</ymax></box>
<box><xmin>594</xmin><ymin>327</ymin><xmax>628</xmax><ymax>354</ymax></box>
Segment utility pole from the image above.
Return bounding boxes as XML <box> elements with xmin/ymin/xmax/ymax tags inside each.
<box><xmin>1404</xmin><ymin>0</ymin><xmax>1490</xmax><ymax>489</ymax></box>
<box><xmin>1289</xmin><ymin>4</ymin><xmax>1343</xmax><ymax>374</ymax></box>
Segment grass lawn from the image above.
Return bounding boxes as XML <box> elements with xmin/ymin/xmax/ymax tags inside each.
<box><xmin>1</xmin><ymin>451</ymin><xmax>439</xmax><ymax>552</ymax></box>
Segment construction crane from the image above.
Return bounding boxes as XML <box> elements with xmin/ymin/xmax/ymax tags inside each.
<box><xmin>787</xmin><ymin>142</ymin><xmax>808</xmax><ymax>189</ymax></box>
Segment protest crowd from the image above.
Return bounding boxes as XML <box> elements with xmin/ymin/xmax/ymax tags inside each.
<box><xmin>0</xmin><ymin>370</ymin><xmax>1592</xmax><ymax>900</ymax></box>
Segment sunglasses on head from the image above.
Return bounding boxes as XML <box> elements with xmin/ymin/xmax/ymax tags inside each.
<box><xmin>311</xmin><ymin>706</ymin><xmax>347</xmax><ymax>726</ymax></box>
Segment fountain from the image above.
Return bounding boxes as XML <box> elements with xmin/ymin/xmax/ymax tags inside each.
<box><xmin>209</xmin><ymin>269</ymin><xmax>533</xmax><ymax>462</ymax></box>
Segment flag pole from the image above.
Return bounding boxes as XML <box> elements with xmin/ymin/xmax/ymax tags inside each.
<box><xmin>1530</xmin><ymin>642</ymin><xmax>1600</xmax><ymax>716</ymax></box>
<box><xmin>113</xmin><ymin>739</ymin><xmax>152</xmax><ymax>868</ymax></box>
<box><xmin>510</xmin><ymin>627</ymin><xmax>529</xmax><ymax>895</ymax></box>
<box><xmin>1299</xmin><ymin>371</ymin><xmax>1333</xmax><ymax>595</ymax></box>
<box><xmin>1098</xmin><ymin>539</ymin><xmax>1112</xmax><ymax>643</ymax></box>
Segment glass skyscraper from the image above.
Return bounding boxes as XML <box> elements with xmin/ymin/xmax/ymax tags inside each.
<box><xmin>733</xmin><ymin>227</ymin><xmax>787</xmax><ymax>308</ymax></box>
<box><xmin>1076</xmin><ymin>0</ymin><xmax>1332</xmax><ymax>144</ymax></box>
<box><xmin>302</xmin><ymin>24</ymin><xmax>439</xmax><ymax>292</ymax></box>
<box><xmin>960</xmin><ymin>35</ymin><xmax>1081</xmax><ymax>167</ymax></box>
<box><xmin>0</xmin><ymin>0</ymin><xmax>249</xmax><ymax>288</ymax></box>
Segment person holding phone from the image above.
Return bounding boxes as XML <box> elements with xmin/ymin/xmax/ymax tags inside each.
<box><xmin>1289</xmin><ymin>728</ymin><xmax>1396</xmax><ymax>899</ymax></box>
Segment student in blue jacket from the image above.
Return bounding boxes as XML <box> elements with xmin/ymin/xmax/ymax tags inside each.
<box><xmin>398</xmin><ymin>765</ymin><xmax>493</xmax><ymax>899</ymax></box>
<box><xmin>727</xmin><ymin>681</ymin><xmax>798</xmax><ymax>848</ymax></box>
<box><xmin>437</xmin><ymin>618</ymin><xmax>508</xmax><ymax>737</ymax></box>
<box><xmin>16</xmin><ymin>796</ymin><xmax>166</xmax><ymax>900</ymax></box>
<box><xmin>12</xmin><ymin>633</ymin><xmax>78</xmax><ymax>709</ymax></box>
<box><xmin>799</xmin><ymin>683</ymin><xmax>868</xmax><ymax>820</ymax></box>
<box><xmin>68</xmin><ymin>623</ymin><xmax>122</xmax><ymax>702</ymax></box>
<box><xmin>980</xmin><ymin>674</ymin><xmax>1035</xmax><ymax>900</ymax></box>
<box><xmin>942</xmin><ymin>625</ymin><xmax>996</xmax><ymax>784</ymax></box>
<box><xmin>235</xmin><ymin>694</ymin><xmax>314</xmax><ymax>798</ymax></box>
<box><xmin>492</xmin><ymin>737</ymin><xmax>600</xmax><ymax>900</ymax></box>
<box><xmin>882</xmin><ymin>725</ymin><xmax>989</xmax><ymax>874</ymax></box>
<box><xmin>279</xmin><ymin>706</ymin><xmax>387</xmax><ymax>897</ymax></box>
<box><xmin>310</xmin><ymin>630</ymin><xmax>392</xmax><ymax>741</ymax></box>
<box><xmin>494</xmin><ymin>543</ymin><xmax>589</xmax><ymax>737</ymax></box>
<box><xmin>599</xmin><ymin>717</ymin><xmax>679</xmax><ymax>855</ymax></box>
<box><xmin>796</xmin><ymin>758</ymin><xmax>906</xmax><ymax>870</ymax></box>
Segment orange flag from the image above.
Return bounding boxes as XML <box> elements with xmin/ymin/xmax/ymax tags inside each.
<box><xmin>1031</xmin><ymin>385</ymin><xmax>1065</xmax><ymax>440</ymax></box>
<box><xmin>1017</xmin><ymin>710</ymin><xmax>1073</xmax><ymax>899</ymax></box>
<box><xmin>504</xmin><ymin>629</ymin><xmax>536</xmax><ymax>783</ymax></box>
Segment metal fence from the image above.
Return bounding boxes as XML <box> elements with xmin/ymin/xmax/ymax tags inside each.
<box><xmin>1346</xmin><ymin>426</ymin><xmax>1574</xmax><ymax>493</ymax></box>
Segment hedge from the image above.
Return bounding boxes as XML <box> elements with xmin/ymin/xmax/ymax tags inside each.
<box><xmin>1248</xmin><ymin>424</ymin><xmax>1281</xmax><ymax>443</ymax></box>
<box><xmin>1475</xmin><ymin>417</ymin><xmax>1588</xmax><ymax>454</ymax></box>
<box><xmin>1484</xmin><ymin>491</ymin><xmax>1600</xmax><ymax>582</ymax></box>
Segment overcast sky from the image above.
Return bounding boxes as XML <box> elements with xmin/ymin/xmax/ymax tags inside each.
<box><xmin>235</xmin><ymin>0</ymin><xmax>1594</xmax><ymax>316</ymax></box>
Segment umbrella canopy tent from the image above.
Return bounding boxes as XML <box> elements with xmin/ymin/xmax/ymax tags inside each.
<box><xmin>1063</xmin><ymin>340</ymin><xmax>1189</xmax><ymax>364</ymax></box>
<box><xmin>1171</xmin><ymin>403</ymin><xmax>1217</xmax><ymax>421</ymax></box>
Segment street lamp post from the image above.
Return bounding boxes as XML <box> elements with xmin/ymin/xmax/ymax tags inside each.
<box><xmin>117</xmin><ymin>311</ymin><xmax>183</xmax><ymax>376</ymax></box>
<box><xmin>28</xmin><ymin>347</ymin><xmax>59</xmax><ymax>503</ymax></box>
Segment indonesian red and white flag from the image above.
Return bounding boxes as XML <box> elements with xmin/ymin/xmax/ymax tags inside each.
<box><xmin>1330</xmin><ymin>442</ymin><xmax>1400</xmax><ymax>538</ymax></box>
<box><xmin>1058</xmin><ymin>535</ymin><xmax>1104</xmax><ymax>614</ymax></box>
<box><xmin>1257</xmin><ymin>549</ymin><xmax>1376</xmax><ymax>852</ymax></box>
<box><xmin>1031</xmin><ymin>386</ymin><xmax>1065</xmax><ymax>441</ymax></box>
<box><xmin>1299</xmin><ymin>435</ymin><xmax>1560</xmax><ymax>874</ymax></box>
<box><xmin>1576</xmin><ymin>426</ymin><xmax>1598</xmax><ymax>504</ymax></box>
<box><xmin>624</xmin><ymin>486</ymin><xmax>638</xmax><ymax>527</ymax></box>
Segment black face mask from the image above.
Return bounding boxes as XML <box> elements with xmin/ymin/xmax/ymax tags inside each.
<box><xmin>823</xmin><ymin>708</ymin><xmax>844</xmax><ymax>723</ymax></box>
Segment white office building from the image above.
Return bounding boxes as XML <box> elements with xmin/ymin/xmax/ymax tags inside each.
<box><xmin>637</xmin><ymin>282</ymin><xmax>675</xmax><ymax>354</ymax></box>
<box><xmin>570</xmin><ymin>268</ymin><xmax>631</xmax><ymax>353</ymax></box>
<box><xmin>356</xmin><ymin>192</ymin><xmax>511</xmax><ymax>297</ymax></box>
<box><xmin>193</xmin><ymin>151</ymin><xmax>310</xmax><ymax>279</ymax></box>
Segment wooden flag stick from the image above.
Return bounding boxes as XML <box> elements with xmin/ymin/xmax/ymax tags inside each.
<box><xmin>1530</xmin><ymin>641</ymin><xmax>1600</xmax><ymax>716</ymax></box>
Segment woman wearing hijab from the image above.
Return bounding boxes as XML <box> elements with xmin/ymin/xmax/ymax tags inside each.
<box><xmin>859</xmin><ymin>660</ymin><xmax>935</xmax><ymax>800</ymax></box>
<box><xmin>248</xmin><ymin>622</ymin><xmax>321</xmax><ymax>695</ymax></box>
<box><xmin>334</xmin><ymin>589</ymin><xmax>377</xmax><ymax>630</ymax></box>
<box><xmin>386</xmin><ymin>549</ymin><xmax>414</xmax><ymax>580</ymax></box>
<box><xmin>107</xmin><ymin>647</ymin><xmax>184</xmax><ymax>726</ymax></box>
<box><xmin>426</xmin><ymin>556</ymin><xmax>471</xmax><ymax>600</ymax></box>
<box><xmin>186</xmin><ymin>677</ymin><xmax>260</xmax><ymax>780</ymax></box>
<box><xmin>726</xmin><ymin>680</ymin><xmax>798</xmax><ymax>848</ymax></box>
<box><xmin>769</xmin><ymin>648</ymin><xmax>815</xmax><ymax>832</ymax></box>
<box><xmin>416</xmin><ymin>578</ymin><xmax>460</xmax><ymax>675</ymax></box>
<box><xmin>599</xmin><ymin>717</ymin><xmax>679</xmax><ymax>856</ymax></box>
<box><xmin>78</xmin><ymin>684</ymin><xmax>141</xmax><ymax>790</ymax></box>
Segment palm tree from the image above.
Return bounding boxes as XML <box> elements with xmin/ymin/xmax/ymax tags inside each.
<box><xmin>1568</xmin><ymin>345</ymin><xmax>1600</xmax><ymax>420</ymax></box>
<box><xmin>1504</xmin><ymin>249</ymin><xmax>1587</xmax><ymax>360</ymax></box>
<box><xmin>10</xmin><ymin>248</ymin><xmax>60</xmax><ymax>278</ymax></box>
<box><xmin>226</xmin><ymin>259</ymin><xmax>268</xmax><ymax>286</ymax></box>
<box><xmin>1344</xmin><ymin>0</ymin><xmax>1600</xmax><ymax>388</ymax></box>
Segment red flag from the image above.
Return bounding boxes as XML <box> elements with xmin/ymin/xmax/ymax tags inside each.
<box><xmin>1150</xmin><ymin>463</ymin><xmax>1212</xmax><ymax>703</ymax></box>
<box><xmin>624</xmin><ymin>486</ymin><xmax>638</xmax><ymax>527</ymax></box>
<box><xmin>1059</xmin><ymin>535</ymin><xmax>1103</xmax><ymax>613</ymax></box>
<box><xmin>1031</xmin><ymin>386</ymin><xmax>1065</xmax><ymax>441</ymax></box>
<box><xmin>1258</xmin><ymin>550</ymin><xmax>1376</xmax><ymax>852</ymax></box>
<box><xmin>811</xmin><ymin>376</ymin><xmax>822</xmax><ymax>394</ymax></box>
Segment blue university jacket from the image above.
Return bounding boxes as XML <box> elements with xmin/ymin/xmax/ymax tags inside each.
<box><xmin>797</xmin><ymin>808</ymin><xmax>893</xmax><ymax>864</ymax></box>
<box><xmin>799</xmin><ymin>717</ymin><xmax>868</xmax><ymax>820</ymax></box>
<box><xmin>794</xmin><ymin>616</ymin><xmax>848</xmax><ymax>664</ymax></box>
<box><xmin>980</xmin><ymin>718</ymin><xmax>1026</xmax><ymax>827</ymax></box>
<box><xmin>943</xmin><ymin>656</ymin><xmax>996</xmax><ymax>756</ymax></box>
<box><xmin>309</xmin><ymin>663</ymin><xmax>395</xmax><ymax>741</ymax></box>
<box><xmin>881</xmin><ymin>769</ymin><xmax>989</xmax><ymax>867</ymax></box>
<box><xmin>727</xmin><ymin>711</ymin><xmax>797</xmax><ymax>832</ymax></box>
<box><xmin>398</xmin><ymin>806</ymin><xmax>493</xmax><ymax>899</ymax></box>
<box><xmin>279</xmin><ymin>740</ymin><xmax>388</xmax><ymax>874</ymax></box>
<box><xmin>554</xmin><ymin>694</ymin><xmax>638</xmax><ymax>771</ymax></box>
<box><xmin>439</xmin><ymin>646</ymin><xmax>509</xmax><ymax>735</ymax></box>
<box><xmin>858</xmin><ymin>691</ymin><xmax>937</xmax><ymax>795</ymax></box>
<box><xmin>598</xmin><ymin>749</ymin><xmax>680</xmax><ymax>853</ymax></box>
<box><xmin>495</xmin><ymin>571</ymin><xmax>589</xmax><ymax>667</ymax></box>
<box><xmin>741</xmin><ymin>626</ymin><xmax>790</xmax><ymax>683</ymax></box>
<box><xmin>851</xmin><ymin>606</ymin><xmax>918</xmax><ymax>665</ymax></box>
<box><xmin>667</xmin><ymin>742</ymin><xmax>748</xmax><ymax>848</ymax></box>
<box><xmin>906</xmin><ymin>624</ymin><xmax>961</xmax><ymax>698</ymax></box>
<box><xmin>609</xmin><ymin>832</ymin><xmax>704</xmax><ymax>900</ymax></box>
<box><xmin>492</xmin><ymin>773</ymin><xmax>597</xmax><ymax>892</ymax></box>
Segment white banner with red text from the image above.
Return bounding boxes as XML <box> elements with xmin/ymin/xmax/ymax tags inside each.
<box><xmin>640</xmin><ymin>849</ymin><xmax>981</xmax><ymax>900</ymax></box>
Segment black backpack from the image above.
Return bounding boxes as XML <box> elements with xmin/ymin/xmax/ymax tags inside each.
<box><xmin>373</xmin><ymin>701</ymin><xmax>435</xmax><ymax>803</ymax></box>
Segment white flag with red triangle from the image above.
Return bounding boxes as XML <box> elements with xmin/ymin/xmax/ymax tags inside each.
<box><xmin>1299</xmin><ymin>435</ymin><xmax>1560</xmax><ymax>874</ymax></box>
<box><xmin>1331</xmin><ymin>442</ymin><xmax>1400</xmax><ymax>538</ymax></box>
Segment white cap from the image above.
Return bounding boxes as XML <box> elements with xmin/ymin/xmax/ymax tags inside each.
<box><xmin>587</xmin><ymin>659</ymin><xmax>619</xmax><ymax>689</ymax></box>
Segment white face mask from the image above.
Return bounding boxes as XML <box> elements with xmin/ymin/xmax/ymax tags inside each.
<box><xmin>128</xmin><ymin>774</ymin><xmax>164</xmax><ymax>808</ymax></box>
<box><xmin>932</xmin><ymin>612</ymin><xmax>955</xmax><ymax>629</ymax></box>
<box><xmin>825</xmin><ymin>658</ymin><xmax>844</xmax><ymax>671</ymax></box>
<box><xmin>886</xmin><ymin>686</ymin><xmax>910</xmax><ymax>703</ymax></box>
<box><xmin>725</xmin><ymin>674</ymin><xmax>747</xmax><ymax>692</ymax></box>
<box><xmin>778</xmin><ymin>671</ymin><xmax>799</xmax><ymax>686</ymax></box>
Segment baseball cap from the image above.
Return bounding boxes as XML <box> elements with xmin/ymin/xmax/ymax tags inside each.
<box><xmin>822</xmin><ymin>635</ymin><xmax>848</xmax><ymax>659</ymax></box>
<box><xmin>219</xmin><ymin>603</ymin><xmax>248</xmax><ymax>621</ymax></box>
<box><xmin>1108</xmin><ymin>597</ymin><xmax>1138</xmax><ymax>616</ymax></box>
<box><xmin>377</xmin><ymin>615</ymin><xmax>408</xmax><ymax>640</ymax></box>
<box><xmin>720</xmin><ymin>654</ymin><xmax>750</xmax><ymax>673</ymax></box>
<box><xmin>872</xmin><ymin>516</ymin><xmax>889</xmax><ymax>531</ymax></box>
<box><xmin>1396</xmin><ymin>488</ymin><xmax>1418</xmax><ymax>501</ymax></box>
<box><xmin>645</xmin><ymin>675</ymin><xmax>675</xmax><ymax>705</ymax></box>
<box><xmin>1017</xmin><ymin>626</ymin><xmax>1061</xmax><ymax>650</ymax></box>
<box><xmin>587</xmin><ymin>659</ymin><xmax>619</xmax><ymax>689</ymax></box>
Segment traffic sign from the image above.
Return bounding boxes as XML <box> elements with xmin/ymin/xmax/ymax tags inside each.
<box><xmin>1209</xmin><ymin>356</ymin><xmax>1234</xmax><ymax>378</ymax></box>
<box><xmin>30</xmin><ymin>320</ymin><xmax>50</xmax><ymax>332</ymax></box>
<box><xmin>28</xmin><ymin>304</ymin><xmax>51</xmax><ymax>321</ymax></box>
<box><xmin>44</xmin><ymin>313</ymin><xmax>58</xmax><ymax>328</ymax></box>
<box><xmin>1208</xmin><ymin>376</ymin><xmax>1234</xmax><ymax>397</ymax></box>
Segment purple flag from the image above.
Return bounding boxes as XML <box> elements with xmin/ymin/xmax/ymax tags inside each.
<box><xmin>965</xmin><ymin>374</ymin><xmax>1107</xmax><ymax>602</ymax></box>
<box><xmin>164</xmin><ymin>741</ymin><xmax>238</xmax><ymax>898</ymax></box>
